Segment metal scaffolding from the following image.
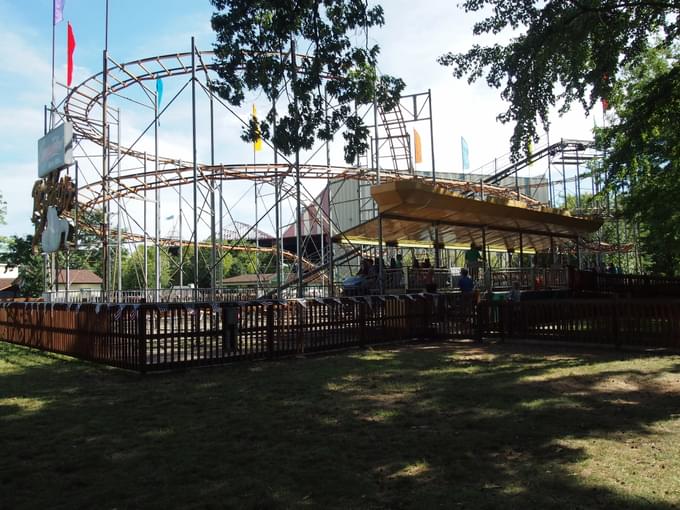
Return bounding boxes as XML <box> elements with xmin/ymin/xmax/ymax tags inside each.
<box><xmin>42</xmin><ymin>41</ymin><xmax>628</xmax><ymax>303</ymax></box>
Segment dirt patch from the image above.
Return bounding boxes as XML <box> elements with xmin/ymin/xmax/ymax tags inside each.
<box><xmin>544</xmin><ymin>371</ymin><xmax>680</xmax><ymax>397</ymax></box>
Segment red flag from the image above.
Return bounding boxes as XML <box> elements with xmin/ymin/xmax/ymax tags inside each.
<box><xmin>67</xmin><ymin>22</ymin><xmax>76</xmax><ymax>87</ymax></box>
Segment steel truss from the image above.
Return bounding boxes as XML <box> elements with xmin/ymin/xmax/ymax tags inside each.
<box><xmin>50</xmin><ymin>42</ymin><xmax>625</xmax><ymax>302</ymax></box>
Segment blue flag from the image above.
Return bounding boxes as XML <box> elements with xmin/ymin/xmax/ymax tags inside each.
<box><xmin>156</xmin><ymin>78</ymin><xmax>164</xmax><ymax>108</ymax></box>
<box><xmin>461</xmin><ymin>136</ymin><xmax>469</xmax><ymax>170</ymax></box>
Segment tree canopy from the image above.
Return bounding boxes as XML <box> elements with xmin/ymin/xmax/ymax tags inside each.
<box><xmin>0</xmin><ymin>209</ymin><xmax>105</xmax><ymax>296</ymax></box>
<box><xmin>438</xmin><ymin>0</ymin><xmax>679</xmax><ymax>156</ymax></box>
<box><xmin>596</xmin><ymin>45</ymin><xmax>680</xmax><ymax>274</ymax></box>
<box><xmin>210</xmin><ymin>0</ymin><xmax>405</xmax><ymax>164</ymax></box>
<box><xmin>0</xmin><ymin>235</ymin><xmax>43</xmax><ymax>296</ymax></box>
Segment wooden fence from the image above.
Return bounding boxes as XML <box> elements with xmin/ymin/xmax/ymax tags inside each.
<box><xmin>0</xmin><ymin>293</ymin><xmax>477</xmax><ymax>372</ymax></box>
<box><xmin>595</xmin><ymin>273</ymin><xmax>680</xmax><ymax>298</ymax></box>
<box><xmin>480</xmin><ymin>298</ymin><xmax>680</xmax><ymax>349</ymax></box>
<box><xmin>0</xmin><ymin>302</ymin><xmax>144</xmax><ymax>371</ymax></box>
<box><xmin>571</xmin><ymin>270</ymin><xmax>680</xmax><ymax>298</ymax></box>
<box><xmin>5</xmin><ymin>294</ymin><xmax>679</xmax><ymax>373</ymax></box>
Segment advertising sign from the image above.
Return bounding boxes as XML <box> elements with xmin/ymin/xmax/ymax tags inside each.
<box><xmin>31</xmin><ymin>175</ymin><xmax>76</xmax><ymax>254</ymax></box>
<box><xmin>37</xmin><ymin>122</ymin><xmax>73</xmax><ymax>177</ymax></box>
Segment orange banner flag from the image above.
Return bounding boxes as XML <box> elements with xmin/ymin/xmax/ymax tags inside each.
<box><xmin>414</xmin><ymin>129</ymin><xmax>422</xmax><ymax>164</ymax></box>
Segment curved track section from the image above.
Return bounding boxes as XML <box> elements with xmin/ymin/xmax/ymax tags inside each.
<box><xmin>64</xmin><ymin>51</ymin><xmax>542</xmax><ymax>210</ymax></box>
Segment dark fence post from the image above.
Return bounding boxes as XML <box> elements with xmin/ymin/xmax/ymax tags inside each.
<box><xmin>221</xmin><ymin>303</ymin><xmax>228</xmax><ymax>355</ymax></box>
<box><xmin>221</xmin><ymin>303</ymin><xmax>237</xmax><ymax>354</ymax></box>
<box><xmin>137</xmin><ymin>306</ymin><xmax>147</xmax><ymax>374</ymax></box>
<box><xmin>475</xmin><ymin>300</ymin><xmax>486</xmax><ymax>342</ymax></box>
<box><xmin>359</xmin><ymin>300</ymin><xmax>366</xmax><ymax>347</ymax></box>
<box><xmin>423</xmin><ymin>295</ymin><xmax>432</xmax><ymax>339</ymax></box>
<box><xmin>296</xmin><ymin>304</ymin><xmax>305</xmax><ymax>354</ymax></box>
<box><xmin>266</xmin><ymin>304</ymin><xmax>275</xmax><ymax>359</ymax></box>
<box><xmin>612</xmin><ymin>296</ymin><xmax>620</xmax><ymax>348</ymax></box>
<box><xmin>404</xmin><ymin>296</ymin><xmax>414</xmax><ymax>339</ymax></box>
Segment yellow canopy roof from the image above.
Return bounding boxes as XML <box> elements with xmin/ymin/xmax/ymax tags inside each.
<box><xmin>335</xmin><ymin>180</ymin><xmax>603</xmax><ymax>252</ymax></box>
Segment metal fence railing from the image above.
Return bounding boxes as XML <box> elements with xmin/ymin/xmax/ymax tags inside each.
<box><xmin>44</xmin><ymin>284</ymin><xmax>340</xmax><ymax>304</ymax></box>
<box><xmin>42</xmin><ymin>268</ymin><xmax>572</xmax><ymax>305</ymax></box>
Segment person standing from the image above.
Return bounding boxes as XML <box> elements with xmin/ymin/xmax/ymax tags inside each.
<box><xmin>395</xmin><ymin>253</ymin><xmax>404</xmax><ymax>287</ymax></box>
<box><xmin>507</xmin><ymin>280</ymin><xmax>521</xmax><ymax>302</ymax></box>
<box><xmin>458</xmin><ymin>268</ymin><xmax>474</xmax><ymax>293</ymax></box>
<box><xmin>465</xmin><ymin>243</ymin><xmax>482</xmax><ymax>280</ymax></box>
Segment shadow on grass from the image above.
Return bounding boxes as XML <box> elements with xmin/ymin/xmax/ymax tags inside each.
<box><xmin>0</xmin><ymin>340</ymin><xmax>679</xmax><ymax>509</ymax></box>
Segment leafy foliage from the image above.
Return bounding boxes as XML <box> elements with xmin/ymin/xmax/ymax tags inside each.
<box><xmin>564</xmin><ymin>192</ymin><xmax>638</xmax><ymax>271</ymax></box>
<box><xmin>121</xmin><ymin>244</ymin><xmax>267</xmax><ymax>289</ymax></box>
<box><xmin>0</xmin><ymin>208</ymin><xmax>106</xmax><ymax>296</ymax></box>
<box><xmin>438</xmin><ymin>0</ymin><xmax>679</xmax><ymax>157</ymax></box>
<box><xmin>596</xmin><ymin>45</ymin><xmax>680</xmax><ymax>274</ymax></box>
<box><xmin>121</xmin><ymin>246</ymin><xmax>171</xmax><ymax>290</ymax></box>
<box><xmin>0</xmin><ymin>235</ymin><xmax>44</xmax><ymax>296</ymax></box>
<box><xmin>210</xmin><ymin>0</ymin><xmax>405</xmax><ymax>163</ymax></box>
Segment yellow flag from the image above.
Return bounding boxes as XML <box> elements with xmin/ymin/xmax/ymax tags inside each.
<box><xmin>252</xmin><ymin>104</ymin><xmax>263</xmax><ymax>152</ymax></box>
<box><xmin>414</xmin><ymin>129</ymin><xmax>422</xmax><ymax>164</ymax></box>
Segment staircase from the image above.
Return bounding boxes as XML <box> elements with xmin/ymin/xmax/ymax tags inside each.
<box><xmin>377</xmin><ymin>105</ymin><xmax>413</xmax><ymax>173</ymax></box>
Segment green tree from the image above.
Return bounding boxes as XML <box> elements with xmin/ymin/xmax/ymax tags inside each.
<box><xmin>0</xmin><ymin>235</ymin><xmax>44</xmax><ymax>296</ymax></box>
<box><xmin>438</xmin><ymin>1</ymin><xmax>678</xmax><ymax>157</ymax></box>
<box><xmin>171</xmin><ymin>247</ymin><xmax>214</xmax><ymax>288</ymax></box>
<box><xmin>68</xmin><ymin>207</ymin><xmax>106</xmax><ymax>277</ymax></box>
<box><xmin>596</xmin><ymin>46</ymin><xmax>680</xmax><ymax>275</ymax></box>
<box><xmin>121</xmin><ymin>246</ymin><xmax>172</xmax><ymax>290</ymax></box>
<box><xmin>170</xmin><ymin>245</ymin><xmax>263</xmax><ymax>288</ymax></box>
<box><xmin>0</xmin><ymin>208</ymin><xmax>109</xmax><ymax>296</ymax></box>
<box><xmin>210</xmin><ymin>0</ymin><xmax>405</xmax><ymax>163</ymax></box>
<box><xmin>564</xmin><ymin>192</ymin><xmax>638</xmax><ymax>271</ymax></box>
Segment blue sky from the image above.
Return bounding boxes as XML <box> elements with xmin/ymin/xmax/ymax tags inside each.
<box><xmin>0</xmin><ymin>0</ymin><xmax>596</xmax><ymax>237</ymax></box>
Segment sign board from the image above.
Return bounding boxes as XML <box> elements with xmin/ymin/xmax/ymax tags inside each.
<box><xmin>31</xmin><ymin>175</ymin><xmax>77</xmax><ymax>254</ymax></box>
<box><xmin>37</xmin><ymin>122</ymin><xmax>73</xmax><ymax>177</ymax></box>
<box><xmin>41</xmin><ymin>205</ymin><xmax>73</xmax><ymax>254</ymax></box>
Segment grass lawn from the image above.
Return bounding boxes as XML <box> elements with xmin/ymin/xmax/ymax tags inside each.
<box><xmin>1</xmin><ymin>339</ymin><xmax>679</xmax><ymax>509</ymax></box>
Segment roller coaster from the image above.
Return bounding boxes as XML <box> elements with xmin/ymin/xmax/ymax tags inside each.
<box><xmin>41</xmin><ymin>39</ymin><xmax>621</xmax><ymax>301</ymax></box>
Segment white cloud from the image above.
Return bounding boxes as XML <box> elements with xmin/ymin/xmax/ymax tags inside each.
<box><xmin>0</xmin><ymin>107</ymin><xmax>44</xmax><ymax>154</ymax></box>
<box><xmin>0</xmin><ymin>30</ymin><xmax>51</xmax><ymax>82</ymax></box>
<box><xmin>0</xmin><ymin>163</ymin><xmax>36</xmax><ymax>236</ymax></box>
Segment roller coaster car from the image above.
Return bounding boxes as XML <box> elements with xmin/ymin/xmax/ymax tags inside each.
<box><xmin>341</xmin><ymin>275</ymin><xmax>376</xmax><ymax>296</ymax></box>
<box><xmin>165</xmin><ymin>284</ymin><xmax>195</xmax><ymax>302</ymax></box>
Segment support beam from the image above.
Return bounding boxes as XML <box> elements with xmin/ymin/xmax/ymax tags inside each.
<box><xmin>154</xmin><ymin>90</ymin><xmax>160</xmax><ymax>299</ymax></box>
<box><xmin>374</xmin><ymin>100</ymin><xmax>383</xmax><ymax>294</ymax></box>
<box><xmin>209</xmin><ymin>79</ymin><xmax>217</xmax><ymax>297</ymax></box>
<box><xmin>102</xmin><ymin>49</ymin><xmax>109</xmax><ymax>294</ymax></box>
<box><xmin>191</xmin><ymin>37</ymin><xmax>199</xmax><ymax>301</ymax></box>
<box><xmin>428</xmin><ymin>89</ymin><xmax>436</xmax><ymax>183</ymax></box>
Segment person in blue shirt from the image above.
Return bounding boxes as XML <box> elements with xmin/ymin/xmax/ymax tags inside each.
<box><xmin>458</xmin><ymin>268</ymin><xmax>474</xmax><ymax>293</ymax></box>
<box><xmin>507</xmin><ymin>280</ymin><xmax>521</xmax><ymax>302</ymax></box>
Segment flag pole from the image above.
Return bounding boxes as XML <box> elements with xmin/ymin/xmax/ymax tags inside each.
<box><xmin>51</xmin><ymin>1</ymin><xmax>56</xmax><ymax>129</ymax></box>
<box><xmin>104</xmin><ymin>0</ymin><xmax>109</xmax><ymax>52</ymax></box>
<box><xmin>254</xmin><ymin>115</ymin><xmax>259</xmax><ymax>289</ymax></box>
